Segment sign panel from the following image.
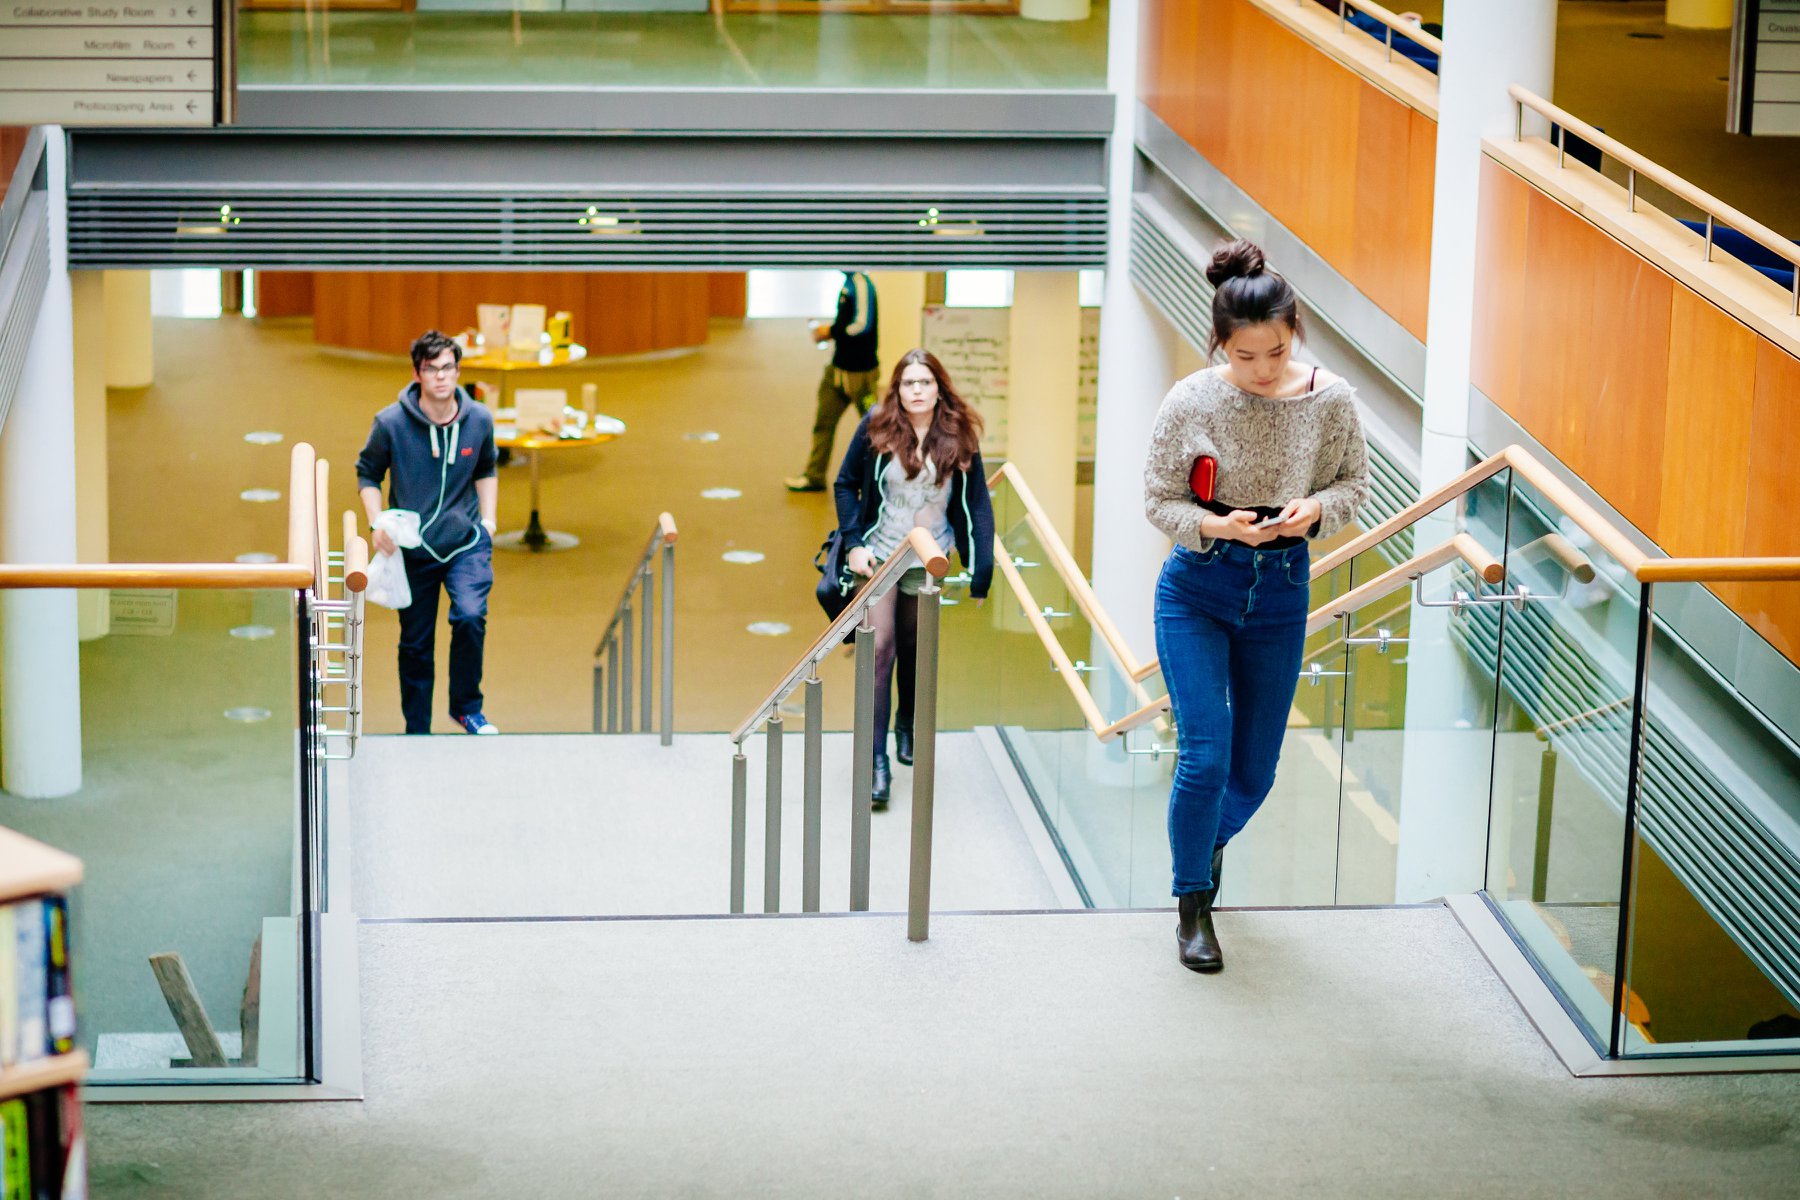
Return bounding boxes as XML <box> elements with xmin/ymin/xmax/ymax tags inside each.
<box><xmin>0</xmin><ymin>1</ymin><xmax>221</xmax><ymax>126</ymax></box>
<box><xmin>1734</xmin><ymin>0</ymin><xmax>1800</xmax><ymax>136</ymax></box>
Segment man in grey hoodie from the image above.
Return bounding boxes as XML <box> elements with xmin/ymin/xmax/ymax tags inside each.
<box><xmin>356</xmin><ymin>331</ymin><xmax>501</xmax><ymax>735</ymax></box>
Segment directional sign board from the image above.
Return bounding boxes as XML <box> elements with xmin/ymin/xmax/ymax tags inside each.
<box><xmin>0</xmin><ymin>1</ymin><xmax>225</xmax><ymax>126</ymax></box>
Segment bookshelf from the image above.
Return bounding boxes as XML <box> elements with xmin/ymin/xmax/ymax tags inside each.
<box><xmin>1</xmin><ymin>825</ymin><xmax>87</xmax><ymax>1193</ymax></box>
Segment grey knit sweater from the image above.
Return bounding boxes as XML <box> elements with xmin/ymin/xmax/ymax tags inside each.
<box><xmin>1143</xmin><ymin>367</ymin><xmax>1371</xmax><ymax>552</ymax></box>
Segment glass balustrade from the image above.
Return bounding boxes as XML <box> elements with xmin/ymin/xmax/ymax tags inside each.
<box><xmin>0</xmin><ymin>586</ymin><xmax>317</xmax><ymax>1084</ymax></box>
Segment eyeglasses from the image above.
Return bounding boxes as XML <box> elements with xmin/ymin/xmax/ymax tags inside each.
<box><xmin>420</xmin><ymin>361</ymin><xmax>460</xmax><ymax>378</ymax></box>
<box><xmin>901</xmin><ymin>379</ymin><xmax>935</xmax><ymax>390</ymax></box>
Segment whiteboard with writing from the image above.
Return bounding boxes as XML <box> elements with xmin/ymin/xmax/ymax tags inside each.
<box><xmin>921</xmin><ymin>305</ymin><xmax>1010</xmax><ymax>458</ymax></box>
<box><xmin>1078</xmin><ymin>305</ymin><xmax>1099</xmax><ymax>461</ymax></box>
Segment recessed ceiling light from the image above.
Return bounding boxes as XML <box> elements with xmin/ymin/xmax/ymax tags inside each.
<box><xmin>702</xmin><ymin>487</ymin><xmax>742</xmax><ymax>500</ymax></box>
<box><xmin>240</xmin><ymin>488</ymin><xmax>281</xmax><ymax>503</ymax></box>
<box><xmin>747</xmin><ymin>622</ymin><xmax>791</xmax><ymax>637</ymax></box>
<box><xmin>722</xmin><ymin>550</ymin><xmax>765</xmax><ymax>564</ymax></box>
<box><xmin>244</xmin><ymin>431</ymin><xmax>283</xmax><ymax>445</ymax></box>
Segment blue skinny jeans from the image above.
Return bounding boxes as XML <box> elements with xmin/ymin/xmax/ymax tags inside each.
<box><xmin>1154</xmin><ymin>539</ymin><xmax>1310</xmax><ymax>896</ymax></box>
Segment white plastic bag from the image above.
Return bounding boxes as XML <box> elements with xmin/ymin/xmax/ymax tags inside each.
<box><xmin>365</xmin><ymin>509</ymin><xmax>423</xmax><ymax>610</ymax></box>
<box><xmin>365</xmin><ymin>550</ymin><xmax>411</xmax><ymax>610</ymax></box>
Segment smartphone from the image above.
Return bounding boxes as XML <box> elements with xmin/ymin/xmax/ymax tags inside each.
<box><xmin>1252</xmin><ymin>514</ymin><xmax>1284</xmax><ymax>530</ymax></box>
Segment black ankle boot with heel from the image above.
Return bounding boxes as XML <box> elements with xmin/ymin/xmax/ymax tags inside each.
<box><xmin>872</xmin><ymin>754</ymin><xmax>892</xmax><ymax>810</ymax></box>
<box><xmin>895</xmin><ymin>727</ymin><xmax>914</xmax><ymax>767</ymax></box>
<box><xmin>1176</xmin><ymin>847</ymin><xmax>1226</xmax><ymax>973</ymax></box>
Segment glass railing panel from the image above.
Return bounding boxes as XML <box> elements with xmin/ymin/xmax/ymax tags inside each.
<box><xmin>238</xmin><ymin>6</ymin><xmax>1110</xmax><ymax>92</ymax></box>
<box><xmin>1482</xmin><ymin>473</ymin><xmax>1646</xmax><ymax>1053</ymax></box>
<box><xmin>0</xmin><ymin>587</ymin><xmax>308</xmax><ymax>1084</ymax></box>
<box><xmin>1617</xmin><ymin>581</ymin><xmax>1800</xmax><ymax>1057</ymax></box>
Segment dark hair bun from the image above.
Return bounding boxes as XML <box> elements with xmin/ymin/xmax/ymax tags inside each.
<box><xmin>1205</xmin><ymin>239</ymin><xmax>1266</xmax><ymax>288</ymax></box>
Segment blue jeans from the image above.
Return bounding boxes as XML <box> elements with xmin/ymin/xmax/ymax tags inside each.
<box><xmin>1154</xmin><ymin>540</ymin><xmax>1311</xmax><ymax>896</ymax></box>
<box><xmin>398</xmin><ymin>544</ymin><xmax>493</xmax><ymax>734</ymax></box>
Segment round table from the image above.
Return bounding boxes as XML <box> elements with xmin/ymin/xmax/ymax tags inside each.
<box><xmin>492</xmin><ymin>414</ymin><xmax>624</xmax><ymax>552</ymax></box>
<box><xmin>458</xmin><ymin>344</ymin><xmax>589</xmax><ymax>410</ymax></box>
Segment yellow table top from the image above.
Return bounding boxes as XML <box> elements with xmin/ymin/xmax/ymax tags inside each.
<box><xmin>461</xmin><ymin>344</ymin><xmax>588</xmax><ymax>371</ymax></box>
<box><xmin>493</xmin><ymin>410</ymin><xmax>624</xmax><ymax>452</ymax></box>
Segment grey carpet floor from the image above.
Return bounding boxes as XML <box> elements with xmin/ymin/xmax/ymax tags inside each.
<box><xmin>349</xmin><ymin>731</ymin><xmax>1060</xmax><ymax>917</ymax></box>
<box><xmin>88</xmin><ymin>906</ymin><xmax>1800</xmax><ymax>1198</ymax></box>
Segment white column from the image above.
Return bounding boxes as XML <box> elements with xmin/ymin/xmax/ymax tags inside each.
<box><xmin>102</xmin><ymin>270</ymin><xmax>154</xmax><ymax>388</ymax></box>
<box><xmin>1089</xmin><ymin>0</ymin><xmax>1180</xmax><ymax>665</ymax></box>
<box><xmin>1</xmin><ymin>129</ymin><xmax>83</xmax><ymax>799</ymax></box>
<box><xmin>1007</xmin><ymin>272</ymin><xmax>1082</xmax><ymax>538</ymax></box>
<box><xmin>69</xmin><ymin>271</ymin><xmax>110</xmax><ymax>641</ymax></box>
<box><xmin>1395</xmin><ymin>0</ymin><xmax>1555</xmax><ymax>901</ymax></box>
<box><xmin>867</xmin><ymin>271</ymin><xmax>925</xmax><ymax>384</ymax></box>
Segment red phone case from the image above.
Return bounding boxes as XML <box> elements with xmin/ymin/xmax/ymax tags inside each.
<box><xmin>1189</xmin><ymin>455</ymin><xmax>1217</xmax><ymax>503</ymax></box>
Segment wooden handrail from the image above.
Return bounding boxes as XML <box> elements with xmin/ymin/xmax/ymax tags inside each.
<box><xmin>993</xmin><ymin>547</ymin><xmax>1112</xmax><ymax>739</ymax></box>
<box><xmin>1</xmin><ymin>442</ymin><xmax>321</xmax><ymax>590</ymax></box>
<box><xmin>1335</xmin><ymin>0</ymin><xmax>1443</xmax><ymax>56</ymax></box>
<box><xmin>1510</xmin><ymin>84</ymin><xmax>1800</xmax><ymax>311</ymax></box>
<box><xmin>287</xmin><ymin>442</ymin><xmax>316</xmax><ymax>573</ymax></box>
<box><xmin>344</xmin><ymin>532</ymin><xmax>370</xmax><ymax>595</ymax></box>
<box><xmin>657</xmin><ymin>512</ymin><xmax>678</xmax><ymax>545</ymax></box>
<box><xmin>314</xmin><ymin>457</ymin><xmax>331</xmax><ymax>598</ymax></box>
<box><xmin>730</xmin><ymin>528</ymin><xmax>948</xmax><ymax>745</ymax></box>
<box><xmin>990</xmin><ymin>462</ymin><xmax>1151</xmax><ymax>679</ymax></box>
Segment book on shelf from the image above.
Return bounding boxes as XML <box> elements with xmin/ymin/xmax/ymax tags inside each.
<box><xmin>0</xmin><ymin>1085</ymin><xmax>84</xmax><ymax>1200</ymax></box>
<box><xmin>2</xmin><ymin>898</ymin><xmax>75</xmax><ymax>1069</ymax></box>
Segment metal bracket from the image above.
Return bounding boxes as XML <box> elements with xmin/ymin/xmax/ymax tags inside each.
<box><xmin>1339</xmin><ymin>613</ymin><xmax>1408</xmax><ymax>655</ymax></box>
<box><xmin>1055</xmin><ymin>660</ymin><xmax>1099</xmax><ymax>675</ymax></box>
<box><xmin>1040</xmin><ymin>605</ymin><xmax>1073</xmax><ymax>619</ymax></box>
<box><xmin>1122</xmin><ymin>729</ymin><xmax>1178</xmax><ymax>760</ymax></box>
<box><xmin>1300</xmin><ymin>662</ymin><xmax>1348</xmax><ymax>687</ymax></box>
<box><xmin>1414</xmin><ymin>577</ymin><xmax>1546</xmax><ymax>613</ymax></box>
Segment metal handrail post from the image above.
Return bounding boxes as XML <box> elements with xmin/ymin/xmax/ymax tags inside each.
<box><xmin>802</xmin><ymin>673</ymin><xmax>823</xmax><ymax>913</ymax></box>
<box><xmin>601</xmin><ymin>662</ymin><xmax>615</xmax><ymax>737</ymax></box>
<box><xmin>621</xmin><ymin>600</ymin><xmax>635</xmax><ymax>734</ymax></box>
<box><xmin>606</xmin><ymin>637</ymin><xmax>619</xmax><ymax>732</ymax></box>
<box><xmin>907</xmin><ymin>582</ymin><xmax>942</xmax><ymax>943</ymax></box>
<box><xmin>731</xmin><ymin>745</ymin><xmax>747</xmax><ymax>914</ymax></box>
<box><xmin>660</xmin><ymin>541</ymin><xmax>675</xmax><ymax>746</ymax></box>
<box><xmin>764</xmin><ymin>716</ymin><xmax>784</xmax><ymax>913</ymax></box>
<box><xmin>639</xmin><ymin>565</ymin><xmax>654</xmax><ymax>734</ymax></box>
<box><xmin>849</xmin><ymin>617</ymin><xmax>876</xmax><ymax>911</ymax></box>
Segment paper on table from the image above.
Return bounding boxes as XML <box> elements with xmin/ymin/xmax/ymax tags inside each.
<box><xmin>514</xmin><ymin>388</ymin><xmax>567</xmax><ymax>433</ymax></box>
<box><xmin>477</xmin><ymin>304</ymin><xmax>510</xmax><ymax>353</ymax></box>
<box><xmin>508</xmin><ymin>304</ymin><xmax>547</xmax><ymax>361</ymax></box>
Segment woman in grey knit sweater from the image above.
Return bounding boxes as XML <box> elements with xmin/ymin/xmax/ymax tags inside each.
<box><xmin>1144</xmin><ymin>239</ymin><xmax>1370</xmax><ymax>973</ymax></box>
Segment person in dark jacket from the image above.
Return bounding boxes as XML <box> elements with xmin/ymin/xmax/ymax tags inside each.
<box><xmin>786</xmin><ymin>270</ymin><xmax>880</xmax><ymax>492</ymax></box>
<box><xmin>357</xmin><ymin>330</ymin><xmax>501</xmax><ymax>736</ymax></box>
<box><xmin>833</xmin><ymin>348</ymin><xmax>994</xmax><ymax>806</ymax></box>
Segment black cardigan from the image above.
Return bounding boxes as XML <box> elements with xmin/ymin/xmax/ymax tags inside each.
<box><xmin>832</xmin><ymin>415</ymin><xmax>995</xmax><ymax>600</ymax></box>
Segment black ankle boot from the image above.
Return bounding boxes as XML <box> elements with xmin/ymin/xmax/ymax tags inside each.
<box><xmin>1176</xmin><ymin>848</ymin><xmax>1226</xmax><ymax>973</ymax></box>
<box><xmin>895</xmin><ymin>727</ymin><xmax>913</xmax><ymax>767</ymax></box>
<box><xmin>872</xmin><ymin>754</ymin><xmax>891</xmax><ymax>810</ymax></box>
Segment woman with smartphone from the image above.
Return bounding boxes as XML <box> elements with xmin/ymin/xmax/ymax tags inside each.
<box><xmin>1143</xmin><ymin>239</ymin><xmax>1370</xmax><ymax>973</ymax></box>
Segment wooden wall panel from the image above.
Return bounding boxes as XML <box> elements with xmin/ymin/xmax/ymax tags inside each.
<box><xmin>1737</xmin><ymin>342</ymin><xmax>1800</xmax><ymax>659</ymax></box>
<box><xmin>1470</xmin><ymin>158</ymin><xmax>1528</xmax><ymax>412</ymax></box>
<box><xmin>588</xmin><ymin>273</ymin><xmax>658</xmax><ymax>357</ymax></box>
<box><xmin>1141</xmin><ymin>0</ymin><xmax>1434</xmax><ymax>339</ymax></box>
<box><xmin>1658</xmin><ymin>288</ymin><xmax>1756</xmax><ymax>561</ymax></box>
<box><xmin>708</xmin><ymin>272</ymin><xmax>748</xmax><ymax>319</ymax></box>
<box><xmin>254</xmin><ymin>271</ymin><xmax>315</xmax><ymax>319</ymax></box>
<box><xmin>1579</xmin><ymin>239</ymin><xmax>1672</xmax><ymax>537</ymax></box>
<box><xmin>313</xmin><ymin>272</ymin><xmax>442</xmax><ymax>356</ymax></box>
<box><xmin>652</xmin><ymin>274</ymin><xmax>710</xmax><ymax>349</ymax></box>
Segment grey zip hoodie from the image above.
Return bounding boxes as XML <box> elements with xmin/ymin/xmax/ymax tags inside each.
<box><xmin>355</xmin><ymin>383</ymin><xmax>498</xmax><ymax>563</ymax></box>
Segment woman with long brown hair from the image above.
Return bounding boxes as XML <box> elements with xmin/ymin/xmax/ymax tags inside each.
<box><xmin>833</xmin><ymin>348</ymin><xmax>995</xmax><ymax>806</ymax></box>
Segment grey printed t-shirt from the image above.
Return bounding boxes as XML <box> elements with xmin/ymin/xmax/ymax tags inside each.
<box><xmin>867</xmin><ymin>456</ymin><xmax>954</xmax><ymax>561</ymax></box>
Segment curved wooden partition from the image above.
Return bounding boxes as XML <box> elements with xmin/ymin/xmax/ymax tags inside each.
<box><xmin>1139</xmin><ymin>0</ymin><xmax>1436</xmax><ymax>339</ymax></box>
<box><xmin>292</xmin><ymin>271</ymin><xmax>746</xmax><ymax>359</ymax></box>
<box><xmin>1473</xmin><ymin>153</ymin><xmax>1800</xmax><ymax>660</ymax></box>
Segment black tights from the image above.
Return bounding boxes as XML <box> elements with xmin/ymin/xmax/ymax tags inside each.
<box><xmin>869</xmin><ymin>585</ymin><xmax>917</xmax><ymax>759</ymax></box>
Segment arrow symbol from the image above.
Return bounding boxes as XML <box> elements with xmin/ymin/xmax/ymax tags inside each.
<box><xmin>186</xmin><ymin>99</ymin><xmax>196</xmax><ymax>112</ymax></box>
<box><xmin>188</xmin><ymin>36</ymin><xmax>198</xmax><ymax>48</ymax></box>
<box><xmin>187</xmin><ymin>6</ymin><xmax>197</xmax><ymax>16</ymax></box>
<box><xmin>187</xmin><ymin>69</ymin><xmax>198</xmax><ymax>82</ymax></box>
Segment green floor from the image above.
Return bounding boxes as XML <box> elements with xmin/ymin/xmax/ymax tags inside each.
<box><xmin>239</xmin><ymin>4</ymin><xmax>1110</xmax><ymax>90</ymax></box>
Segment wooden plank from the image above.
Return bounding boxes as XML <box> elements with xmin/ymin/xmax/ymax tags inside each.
<box><xmin>590</xmin><ymin>273</ymin><xmax>658</xmax><ymax>357</ymax></box>
<box><xmin>0</xmin><ymin>828</ymin><xmax>81</xmax><ymax>904</ymax></box>
<box><xmin>149</xmin><ymin>952</ymin><xmax>229</xmax><ymax>1069</ymax></box>
<box><xmin>1734</xmin><ymin>340</ymin><xmax>1800</xmax><ymax>660</ymax></box>
<box><xmin>1658</xmin><ymin>287</ymin><xmax>1757</xmax><ymax>561</ymax></box>
<box><xmin>708</xmin><ymin>272</ymin><xmax>748</xmax><ymax>320</ymax></box>
<box><xmin>1351</xmin><ymin>80</ymin><xmax>1414</xmax><ymax>329</ymax></box>
<box><xmin>1471</xmin><ymin>157</ymin><xmax>1530</xmax><ymax>412</ymax></box>
<box><xmin>0</xmin><ymin>1052</ymin><xmax>88</xmax><ymax>1102</ymax></box>
<box><xmin>652</xmin><ymin>274</ymin><xmax>710</xmax><ymax>350</ymax></box>
<box><xmin>1580</xmin><ymin>234</ymin><xmax>1673</xmax><ymax>539</ymax></box>
<box><xmin>253</xmin><ymin>271</ymin><xmax>314</xmax><ymax>319</ymax></box>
